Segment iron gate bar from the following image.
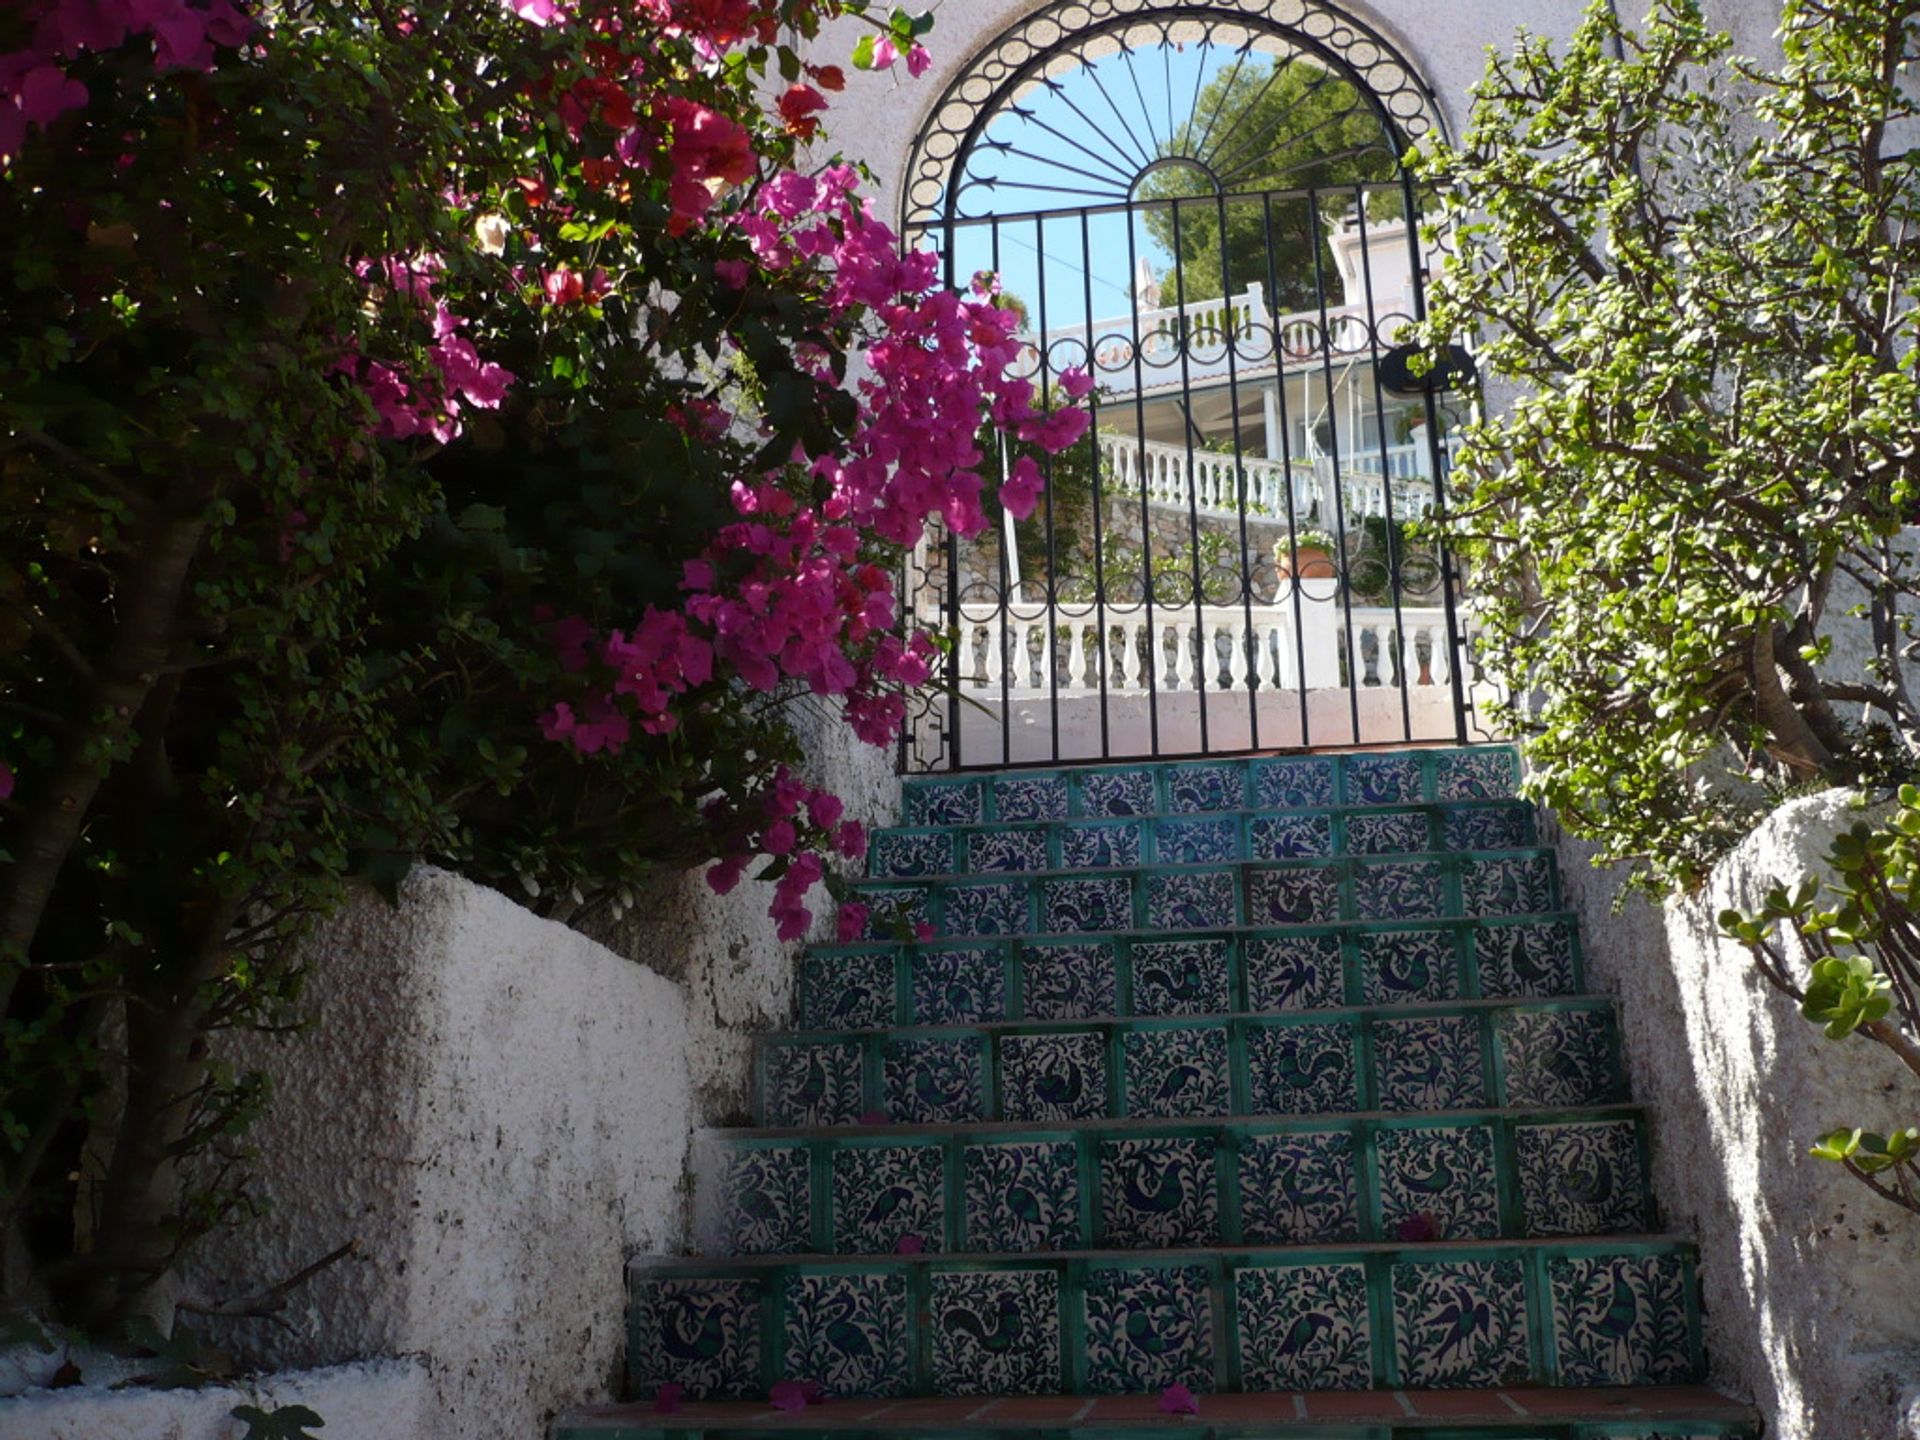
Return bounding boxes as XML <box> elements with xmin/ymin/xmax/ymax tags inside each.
<box><xmin>1167</xmin><ymin>195</ymin><xmax>1212</xmax><ymax>756</ymax></box>
<box><xmin>1305</xmin><ymin>185</ymin><xmax>1365</xmax><ymax>746</ymax></box>
<box><xmin>1033</xmin><ymin>211</ymin><xmax>1061</xmax><ymax>765</ymax></box>
<box><xmin>1077</xmin><ymin>208</ymin><xmax>1114</xmax><ymax>758</ymax></box>
<box><xmin>1260</xmin><ymin>188</ymin><xmax>1314</xmax><ymax>746</ymax></box>
<box><xmin>1402</xmin><ymin>169</ymin><xmax>1473</xmax><ymax>745</ymax></box>
<box><xmin>1209</xmin><ymin>180</ymin><xmax>1262</xmax><ymax>755</ymax></box>
<box><xmin>1120</xmin><ymin>197</ymin><xmax>1163</xmax><ymax>757</ymax></box>
<box><xmin>1354</xmin><ymin>188</ymin><xmax>1415</xmax><ymax>736</ymax></box>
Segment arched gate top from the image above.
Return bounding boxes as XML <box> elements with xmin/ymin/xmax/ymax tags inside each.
<box><xmin>901</xmin><ymin>0</ymin><xmax>1446</xmax><ymax>235</ymax></box>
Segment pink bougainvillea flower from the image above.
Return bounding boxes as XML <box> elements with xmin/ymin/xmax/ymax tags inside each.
<box><xmin>507</xmin><ymin>0</ymin><xmax>565</xmax><ymax>25</ymax></box>
<box><xmin>999</xmin><ymin>454</ymin><xmax>1044</xmax><ymax>520</ymax></box>
<box><xmin>894</xmin><ymin>1233</ymin><xmax>924</xmax><ymax>1254</ymax></box>
<box><xmin>836</xmin><ymin>902</ymin><xmax>870</xmax><ymax>943</ymax></box>
<box><xmin>768</xmin><ymin>1380</ymin><xmax>808</xmax><ymax>1411</ymax></box>
<box><xmin>906</xmin><ymin>44</ymin><xmax>931</xmax><ymax>78</ymax></box>
<box><xmin>652</xmin><ymin>1383</ymin><xmax>684</xmax><ymax>1414</ymax></box>
<box><xmin>16</xmin><ymin>65</ymin><xmax>87</xmax><ymax>127</ymax></box>
<box><xmin>858</xmin><ymin>1109</ymin><xmax>888</xmax><ymax>1126</ymax></box>
<box><xmin>0</xmin><ymin>761</ymin><xmax>14</xmax><ymax>801</ymax></box>
<box><xmin>870</xmin><ymin>36</ymin><xmax>898</xmax><ymax>69</ymax></box>
<box><xmin>1158</xmin><ymin>1383</ymin><xmax>1200</xmax><ymax>1415</ymax></box>
<box><xmin>1059</xmin><ymin>365</ymin><xmax>1095</xmax><ymax>400</ymax></box>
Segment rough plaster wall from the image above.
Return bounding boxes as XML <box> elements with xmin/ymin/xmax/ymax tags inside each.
<box><xmin>1547</xmin><ymin>793</ymin><xmax>1920</xmax><ymax>1440</ymax></box>
<box><xmin>0</xmin><ymin>1360</ymin><xmax>430</xmax><ymax>1440</ymax></box>
<box><xmin>170</xmin><ymin>868</ymin><xmax>694</xmax><ymax>1440</ymax></box>
<box><xmin>603</xmin><ymin>698</ymin><xmax>900</xmax><ymax>1125</ymax></box>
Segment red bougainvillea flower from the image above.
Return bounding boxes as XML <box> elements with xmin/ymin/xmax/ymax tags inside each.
<box><xmin>777</xmin><ymin>82</ymin><xmax>826</xmax><ymax>138</ymax></box>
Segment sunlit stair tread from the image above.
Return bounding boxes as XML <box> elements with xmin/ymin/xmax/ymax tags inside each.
<box><xmin>865</xmin><ymin>800</ymin><xmax>1538</xmax><ymax>878</ymax></box>
<box><xmin>624</xmin><ymin>1238</ymin><xmax>1706</xmax><ymax>1397</ymax></box>
<box><xmin>773</xmin><ymin>992</ymin><xmax>1612</xmax><ymax>1040</ymax></box>
<box><xmin>555</xmin><ymin>1384</ymin><xmax>1758</xmax><ymax>1436</ymax></box>
<box><xmin>713</xmin><ymin>1099</ymin><xmax>1647</xmax><ymax>1141</ymax></box>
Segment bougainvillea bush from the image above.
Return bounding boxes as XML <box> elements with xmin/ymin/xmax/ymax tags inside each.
<box><xmin>0</xmin><ymin>0</ymin><xmax>1085</xmax><ymax>1328</ymax></box>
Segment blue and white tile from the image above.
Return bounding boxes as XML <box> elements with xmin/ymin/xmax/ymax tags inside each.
<box><xmin>1165</xmin><ymin>761</ymin><xmax>1247</xmax><ymax>813</ymax></box>
<box><xmin>1246</xmin><ymin>865</ymin><xmax>1342</xmax><ymax>926</ymax></box>
<box><xmin>721</xmin><ymin>1147</ymin><xmax>813</xmax><ymax>1256</ymax></box>
<box><xmin>1474</xmin><ymin>920</ymin><xmax>1578</xmax><ymax>998</ymax></box>
<box><xmin>1374</xmin><ymin>1015</ymin><xmax>1486</xmax><ymax>1110</ymax></box>
<box><xmin>905</xmin><ymin>780</ymin><xmax>984</xmax><ymax>827</ymax></box>
<box><xmin>1516</xmin><ymin>1120</ymin><xmax>1649</xmax><ymax>1237</ymax></box>
<box><xmin>1548</xmin><ymin>1253</ymin><xmax>1694</xmax><ymax>1385</ymax></box>
<box><xmin>1497</xmin><ymin>1008</ymin><xmax>1622</xmax><ymax>1107</ymax></box>
<box><xmin>1041</xmin><ymin>876</ymin><xmax>1133</xmax><ymax>933</ymax></box>
<box><xmin>913</xmin><ymin>945</ymin><xmax>1006</xmax><ymax>1024</ymax></box>
<box><xmin>961</xmin><ymin>1140</ymin><xmax>1081</xmax><ymax>1252</ymax></box>
<box><xmin>1145</xmin><ymin>868</ymin><xmax>1239</xmax><ymax>930</ymax></box>
<box><xmin>1122</xmin><ymin>1025</ymin><xmax>1232</xmax><ymax>1118</ymax></box>
<box><xmin>762</xmin><ymin>1041</ymin><xmax>864</xmax><ymax>1128</ymax></box>
<box><xmin>1247</xmin><ymin>1022</ymin><xmax>1358</xmax><ymax>1116</ymax></box>
<box><xmin>1391</xmin><ymin>1257</ymin><xmax>1531</xmax><ymax>1388</ymax></box>
<box><xmin>1131</xmin><ymin>938</ymin><xmax>1231</xmax><ymax>1016</ymax></box>
<box><xmin>881</xmin><ymin>1036</ymin><xmax>984</xmax><ymax>1123</ymax></box>
<box><xmin>1022</xmin><ymin>940</ymin><xmax>1118</xmax><ymax>1019</ymax></box>
<box><xmin>999</xmin><ymin>1030</ymin><xmax>1108</xmax><ymax>1121</ymax></box>
<box><xmin>1462</xmin><ymin>854</ymin><xmax>1557</xmax><ymax>916</ymax></box>
<box><xmin>1345</xmin><ymin>753</ymin><xmax>1424</xmax><ymax>806</ymax></box>
<box><xmin>965</xmin><ymin>827</ymin><xmax>1051</xmax><ymax>874</ymax></box>
<box><xmin>631</xmin><ymin>1277</ymin><xmax>762</xmax><ymax>1398</ymax></box>
<box><xmin>944</xmin><ymin>880</ymin><xmax>1031</xmax><ymax>938</ymax></box>
<box><xmin>930</xmin><ymin>1268</ymin><xmax>1062</xmax><ymax>1394</ymax></box>
<box><xmin>869</xmin><ymin>829</ymin><xmax>954</xmax><ymax>879</ymax></box>
<box><xmin>1354</xmin><ymin>860</ymin><xmax>1447</xmax><ymax>922</ymax></box>
<box><xmin>1077</xmin><ymin>767</ymin><xmax>1157</xmax><ymax>817</ymax></box>
<box><xmin>1060</xmin><ymin>820</ymin><xmax>1142</xmax><ymax>869</ymax></box>
<box><xmin>1235</xmin><ymin>1263</ymin><xmax>1372</xmax><ymax>1391</ymax></box>
<box><xmin>1098</xmin><ymin>1136</ymin><xmax>1219</xmax><ymax>1248</ymax></box>
<box><xmin>1358</xmin><ymin>928</ymin><xmax>1459</xmax><ymax>1005</ymax></box>
<box><xmin>994</xmin><ymin>773</ymin><xmax>1070</xmax><ymax>823</ymax></box>
<box><xmin>831</xmin><ymin>1144</ymin><xmax>945</xmax><ymax>1254</ymax></box>
<box><xmin>783</xmin><ymin>1271</ymin><xmax>910</xmax><ymax>1398</ymax></box>
<box><xmin>1248</xmin><ymin>812</ymin><xmax>1334</xmax><ymax>860</ymax></box>
<box><xmin>1156</xmin><ymin>816</ymin><xmax>1240</xmax><ymax>866</ymax></box>
<box><xmin>1082</xmin><ymin>1264</ymin><xmax>1214</xmax><ymax>1394</ymax></box>
<box><xmin>1443</xmin><ymin>804</ymin><xmax>1535</xmax><ymax>853</ymax></box>
<box><xmin>801</xmin><ymin>950</ymin><xmax>896</xmax><ymax>1030</ymax></box>
<box><xmin>1346</xmin><ymin>810</ymin><xmax>1431</xmax><ymax>856</ymax></box>
<box><xmin>1375</xmin><ymin>1125</ymin><xmax>1500</xmax><ymax>1241</ymax></box>
<box><xmin>1252</xmin><ymin>756</ymin><xmax>1337</xmax><ymax>808</ymax></box>
<box><xmin>1239</xmin><ymin>1131</ymin><xmax>1360</xmax><ymax>1244</ymax></box>
<box><xmin>1434</xmin><ymin>748</ymin><xmax>1520</xmax><ymax>802</ymax></box>
<box><xmin>854</xmin><ymin>885</ymin><xmax>931</xmax><ymax>941</ymax></box>
<box><xmin>1244</xmin><ymin>933</ymin><xmax>1346</xmax><ymax>1011</ymax></box>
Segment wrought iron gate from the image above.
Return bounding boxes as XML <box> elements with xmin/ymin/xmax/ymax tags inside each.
<box><xmin>899</xmin><ymin>2</ymin><xmax>1481</xmax><ymax>771</ymax></box>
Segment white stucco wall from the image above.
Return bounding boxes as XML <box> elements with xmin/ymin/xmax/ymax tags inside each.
<box><xmin>1549</xmin><ymin>793</ymin><xmax>1920</xmax><ymax>1440</ymax></box>
<box><xmin>0</xmin><ymin>1359</ymin><xmax>429</xmax><ymax>1440</ymax></box>
<box><xmin>152</xmin><ymin>867</ymin><xmax>696</xmax><ymax>1440</ymax></box>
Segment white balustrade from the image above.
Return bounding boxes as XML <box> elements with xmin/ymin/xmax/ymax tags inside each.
<box><xmin>933</xmin><ymin>600</ymin><xmax>1454</xmax><ymax>697</ymax></box>
<box><xmin>1093</xmin><ymin>431</ymin><xmax>1435</xmax><ymax>524</ymax></box>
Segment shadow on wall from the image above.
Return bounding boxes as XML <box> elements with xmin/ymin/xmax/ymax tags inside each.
<box><xmin>1547</xmin><ymin>792</ymin><xmax>1920</xmax><ymax>1440</ymax></box>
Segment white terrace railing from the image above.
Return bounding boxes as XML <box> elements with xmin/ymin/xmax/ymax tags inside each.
<box><xmin>935</xmin><ymin>599</ymin><xmax>1454</xmax><ymax>696</ymax></box>
<box><xmin>1096</xmin><ymin>432</ymin><xmax>1445</xmax><ymax>525</ymax></box>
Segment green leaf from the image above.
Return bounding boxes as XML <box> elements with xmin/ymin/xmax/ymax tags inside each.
<box><xmin>851</xmin><ymin>33</ymin><xmax>877</xmax><ymax>69</ymax></box>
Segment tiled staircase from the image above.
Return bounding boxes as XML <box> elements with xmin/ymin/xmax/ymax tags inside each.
<box><xmin>554</xmin><ymin>747</ymin><xmax>1757</xmax><ymax>1439</ymax></box>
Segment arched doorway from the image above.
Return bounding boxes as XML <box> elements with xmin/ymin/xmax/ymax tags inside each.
<box><xmin>898</xmin><ymin>2</ymin><xmax>1477</xmax><ymax>770</ymax></box>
